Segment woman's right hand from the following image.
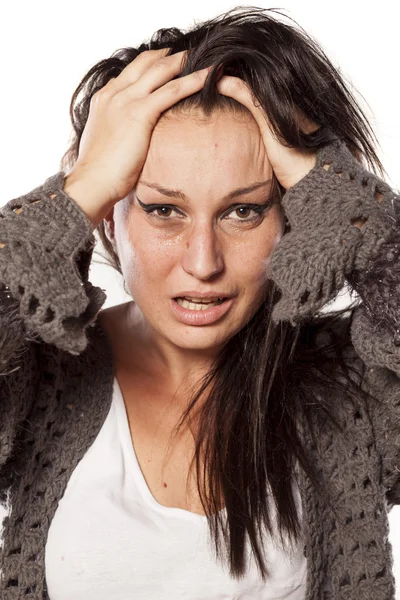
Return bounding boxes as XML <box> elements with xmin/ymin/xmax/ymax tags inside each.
<box><xmin>64</xmin><ymin>49</ymin><xmax>210</xmax><ymax>229</ymax></box>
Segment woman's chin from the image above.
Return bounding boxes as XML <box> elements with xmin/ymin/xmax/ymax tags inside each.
<box><xmin>161</xmin><ymin>323</ymin><xmax>239</xmax><ymax>353</ymax></box>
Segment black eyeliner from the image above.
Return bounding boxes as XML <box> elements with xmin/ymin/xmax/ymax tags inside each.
<box><xmin>224</xmin><ymin>200</ymin><xmax>271</xmax><ymax>214</ymax></box>
<box><xmin>135</xmin><ymin>196</ymin><xmax>178</xmax><ymax>212</ymax></box>
<box><xmin>135</xmin><ymin>195</ymin><xmax>272</xmax><ymax>215</ymax></box>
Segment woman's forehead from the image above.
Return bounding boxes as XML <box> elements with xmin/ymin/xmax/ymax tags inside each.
<box><xmin>140</xmin><ymin>111</ymin><xmax>270</xmax><ymax>190</ymax></box>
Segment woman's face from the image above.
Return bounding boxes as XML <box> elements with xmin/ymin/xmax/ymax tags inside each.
<box><xmin>106</xmin><ymin>108</ymin><xmax>285</xmax><ymax>353</ymax></box>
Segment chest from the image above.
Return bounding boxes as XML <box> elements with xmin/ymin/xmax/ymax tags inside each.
<box><xmin>115</xmin><ymin>366</ymin><xmax>210</xmax><ymax>516</ymax></box>
<box><xmin>98</xmin><ymin>307</ymin><xmax>209</xmax><ymax>515</ymax></box>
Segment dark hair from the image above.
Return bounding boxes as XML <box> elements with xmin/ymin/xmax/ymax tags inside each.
<box><xmin>60</xmin><ymin>6</ymin><xmax>383</xmax><ymax>580</ymax></box>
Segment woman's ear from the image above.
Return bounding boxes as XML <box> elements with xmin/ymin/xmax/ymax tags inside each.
<box><xmin>102</xmin><ymin>206</ymin><xmax>117</xmax><ymax>247</ymax></box>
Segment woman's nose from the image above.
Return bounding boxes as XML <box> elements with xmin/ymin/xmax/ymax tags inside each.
<box><xmin>181</xmin><ymin>224</ymin><xmax>224</xmax><ymax>280</ymax></box>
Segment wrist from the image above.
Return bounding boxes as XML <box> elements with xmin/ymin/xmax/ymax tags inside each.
<box><xmin>63</xmin><ymin>169</ymin><xmax>114</xmax><ymax>229</ymax></box>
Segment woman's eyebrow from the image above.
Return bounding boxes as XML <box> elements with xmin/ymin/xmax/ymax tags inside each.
<box><xmin>137</xmin><ymin>179</ymin><xmax>272</xmax><ymax>202</ymax></box>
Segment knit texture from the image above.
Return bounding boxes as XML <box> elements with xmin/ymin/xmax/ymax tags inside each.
<box><xmin>0</xmin><ymin>139</ymin><xmax>399</xmax><ymax>599</ymax></box>
<box><xmin>270</xmin><ymin>138</ymin><xmax>399</xmax><ymax>325</ymax></box>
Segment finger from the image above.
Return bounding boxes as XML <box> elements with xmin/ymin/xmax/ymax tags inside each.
<box><xmin>110</xmin><ymin>48</ymin><xmax>182</xmax><ymax>94</ymax></box>
<box><xmin>216</xmin><ymin>75</ymin><xmax>300</xmax><ymax>189</ymax></box>
<box><xmin>216</xmin><ymin>74</ymin><xmax>277</xmax><ymax>143</ymax></box>
<box><xmin>142</xmin><ymin>67</ymin><xmax>211</xmax><ymax>124</ymax></box>
<box><xmin>125</xmin><ymin>50</ymin><xmax>191</xmax><ymax>98</ymax></box>
<box><xmin>217</xmin><ymin>75</ymin><xmax>320</xmax><ymax>150</ymax></box>
<box><xmin>112</xmin><ymin>48</ymin><xmax>173</xmax><ymax>92</ymax></box>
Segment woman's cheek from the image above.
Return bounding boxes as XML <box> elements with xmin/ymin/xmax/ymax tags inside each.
<box><xmin>135</xmin><ymin>235</ymin><xmax>181</xmax><ymax>286</ymax></box>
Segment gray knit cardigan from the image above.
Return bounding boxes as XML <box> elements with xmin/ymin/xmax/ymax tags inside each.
<box><xmin>0</xmin><ymin>138</ymin><xmax>400</xmax><ymax>599</ymax></box>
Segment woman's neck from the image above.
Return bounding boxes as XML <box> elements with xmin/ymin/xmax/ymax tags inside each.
<box><xmin>99</xmin><ymin>301</ymin><xmax>219</xmax><ymax>405</ymax></box>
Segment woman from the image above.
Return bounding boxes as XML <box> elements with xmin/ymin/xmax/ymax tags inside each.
<box><xmin>0</xmin><ymin>6</ymin><xmax>399</xmax><ymax>599</ymax></box>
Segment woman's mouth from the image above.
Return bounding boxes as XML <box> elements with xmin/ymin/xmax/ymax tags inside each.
<box><xmin>175</xmin><ymin>297</ymin><xmax>225</xmax><ymax>310</ymax></box>
<box><xmin>171</xmin><ymin>296</ymin><xmax>234</xmax><ymax>325</ymax></box>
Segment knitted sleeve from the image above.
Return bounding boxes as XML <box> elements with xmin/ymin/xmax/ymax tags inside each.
<box><xmin>0</xmin><ymin>172</ymin><xmax>107</xmax><ymax>472</ymax></box>
<box><xmin>269</xmin><ymin>138</ymin><xmax>400</xmax><ymax>507</ymax></box>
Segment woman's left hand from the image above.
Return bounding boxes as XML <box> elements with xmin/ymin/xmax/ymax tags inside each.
<box><xmin>216</xmin><ymin>74</ymin><xmax>319</xmax><ymax>190</ymax></box>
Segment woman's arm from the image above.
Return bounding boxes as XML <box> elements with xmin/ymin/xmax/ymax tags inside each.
<box><xmin>268</xmin><ymin>138</ymin><xmax>399</xmax><ymax>324</ymax></box>
<box><xmin>347</xmin><ymin>222</ymin><xmax>400</xmax><ymax>509</ymax></box>
<box><xmin>0</xmin><ymin>172</ymin><xmax>106</xmax><ymax>486</ymax></box>
<box><xmin>0</xmin><ymin>171</ymin><xmax>106</xmax><ymax>364</ymax></box>
<box><xmin>268</xmin><ymin>139</ymin><xmax>400</xmax><ymax>507</ymax></box>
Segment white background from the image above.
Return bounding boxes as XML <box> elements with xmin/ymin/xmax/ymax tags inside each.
<box><xmin>1</xmin><ymin>0</ymin><xmax>399</xmax><ymax>594</ymax></box>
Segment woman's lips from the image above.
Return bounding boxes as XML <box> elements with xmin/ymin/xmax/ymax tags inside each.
<box><xmin>170</xmin><ymin>297</ymin><xmax>234</xmax><ymax>325</ymax></box>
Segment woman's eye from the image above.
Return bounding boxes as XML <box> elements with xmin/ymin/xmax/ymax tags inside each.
<box><xmin>154</xmin><ymin>206</ymin><xmax>174</xmax><ymax>217</ymax></box>
<box><xmin>140</xmin><ymin>201</ymin><xmax>270</xmax><ymax>223</ymax></box>
<box><xmin>226</xmin><ymin>205</ymin><xmax>264</xmax><ymax>221</ymax></box>
<box><xmin>231</xmin><ymin>207</ymin><xmax>253</xmax><ymax>219</ymax></box>
<box><xmin>147</xmin><ymin>206</ymin><xmax>183</xmax><ymax>219</ymax></box>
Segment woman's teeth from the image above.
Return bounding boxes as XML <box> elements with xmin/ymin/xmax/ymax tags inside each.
<box><xmin>175</xmin><ymin>297</ymin><xmax>224</xmax><ymax>310</ymax></box>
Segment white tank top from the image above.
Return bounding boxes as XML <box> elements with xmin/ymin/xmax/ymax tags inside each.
<box><xmin>45</xmin><ymin>377</ymin><xmax>308</xmax><ymax>599</ymax></box>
